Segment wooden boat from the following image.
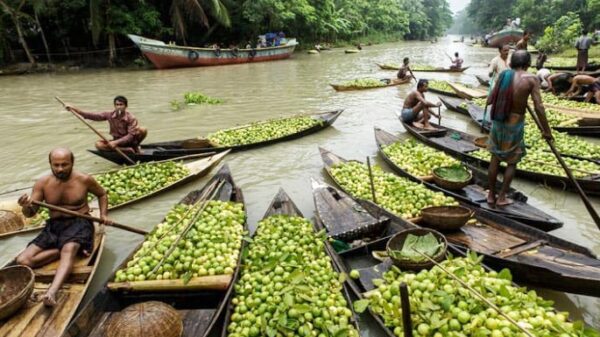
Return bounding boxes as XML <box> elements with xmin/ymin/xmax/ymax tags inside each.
<box><xmin>401</xmin><ymin>120</ymin><xmax>600</xmax><ymax>195</ymax></box>
<box><xmin>546</xmin><ymin>63</ymin><xmax>600</xmax><ymax>72</ymax></box>
<box><xmin>0</xmin><ymin>152</ymin><xmax>228</xmax><ymax>239</ymax></box>
<box><xmin>63</xmin><ymin>164</ymin><xmax>245</xmax><ymax>337</ymax></box>
<box><xmin>374</xmin><ymin>127</ymin><xmax>562</xmax><ymax>231</ymax></box>
<box><xmin>427</xmin><ymin>85</ymin><xmax>462</xmax><ymax>98</ymax></box>
<box><xmin>376</xmin><ymin>63</ymin><xmax>470</xmax><ymax>73</ymax></box>
<box><xmin>219</xmin><ymin>188</ymin><xmax>360</xmax><ymax>337</ymax></box>
<box><xmin>90</xmin><ymin>110</ymin><xmax>343</xmax><ymax>165</ymax></box>
<box><xmin>475</xmin><ymin>75</ymin><xmax>490</xmax><ymax>87</ymax></box>
<box><xmin>320</xmin><ymin>147</ymin><xmax>427</xmax><ymax>224</ymax></box>
<box><xmin>313</xmin><ymin>179</ymin><xmax>600</xmax><ymax>298</ymax></box>
<box><xmin>439</xmin><ymin>96</ymin><xmax>470</xmax><ymax>116</ymax></box>
<box><xmin>345</xmin><ymin>49</ymin><xmax>360</xmax><ymax>53</ymax></box>
<box><xmin>127</xmin><ymin>34</ymin><xmax>298</xmax><ymax>70</ymax></box>
<box><xmin>448</xmin><ymin>82</ymin><xmax>487</xmax><ymax>99</ymax></box>
<box><xmin>466</xmin><ymin>101</ymin><xmax>600</xmax><ymax>137</ymax></box>
<box><xmin>0</xmin><ymin>204</ymin><xmax>105</xmax><ymax>337</ymax></box>
<box><xmin>486</xmin><ymin>28</ymin><xmax>523</xmax><ymax>48</ymax></box>
<box><xmin>330</xmin><ymin>78</ymin><xmax>410</xmax><ymax>91</ymax></box>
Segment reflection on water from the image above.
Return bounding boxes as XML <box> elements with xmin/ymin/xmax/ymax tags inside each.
<box><xmin>0</xmin><ymin>35</ymin><xmax>598</xmax><ymax>330</ymax></box>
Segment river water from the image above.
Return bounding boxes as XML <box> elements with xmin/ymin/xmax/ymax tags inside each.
<box><xmin>0</xmin><ymin>35</ymin><xmax>598</xmax><ymax>330</ymax></box>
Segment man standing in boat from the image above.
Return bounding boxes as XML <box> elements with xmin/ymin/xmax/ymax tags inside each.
<box><xmin>16</xmin><ymin>148</ymin><xmax>110</xmax><ymax>307</ymax></box>
<box><xmin>400</xmin><ymin>79</ymin><xmax>442</xmax><ymax>130</ymax></box>
<box><xmin>486</xmin><ymin>50</ymin><xmax>553</xmax><ymax>206</ymax></box>
<box><xmin>66</xmin><ymin>96</ymin><xmax>147</xmax><ymax>153</ymax></box>
<box><xmin>575</xmin><ymin>30</ymin><xmax>593</xmax><ymax>73</ymax></box>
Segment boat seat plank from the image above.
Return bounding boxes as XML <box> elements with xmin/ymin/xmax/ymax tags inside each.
<box><xmin>34</xmin><ymin>233</ymin><xmax>101</xmax><ymax>274</ymax></box>
<box><xmin>430</xmin><ymin>136</ymin><xmax>479</xmax><ymax>153</ymax></box>
<box><xmin>507</xmin><ymin>245</ymin><xmax>600</xmax><ymax>279</ymax></box>
<box><xmin>34</xmin><ymin>266</ymin><xmax>93</xmax><ymax>284</ymax></box>
<box><xmin>497</xmin><ymin>240</ymin><xmax>546</xmax><ymax>258</ymax></box>
<box><xmin>314</xmin><ymin>188</ymin><xmax>381</xmax><ymax>238</ymax></box>
<box><xmin>446</xmin><ymin>224</ymin><xmax>527</xmax><ymax>254</ymax></box>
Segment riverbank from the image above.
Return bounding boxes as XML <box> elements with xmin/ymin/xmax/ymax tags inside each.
<box><xmin>0</xmin><ymin>32</ymin><xmax>412</xmax><ymax>76</ymax></box>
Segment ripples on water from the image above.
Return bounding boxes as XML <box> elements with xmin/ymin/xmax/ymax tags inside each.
<box><xmin>0</xmin><ymin>36</ymin><xmax>598</xmax><ymax>329</ymax></box>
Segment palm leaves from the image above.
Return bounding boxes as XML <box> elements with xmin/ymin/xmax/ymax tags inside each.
<box><xmin>170</xmin><ymin>0</ymin><xmax>231</xmax><ymax>43</ymax></box>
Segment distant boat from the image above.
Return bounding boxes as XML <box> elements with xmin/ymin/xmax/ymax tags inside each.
<box><xmin>486</xmin><ymin>28</ymin><xmax>523</xmax><ymax>48</ymax></box>
<box><xmin>128</xmin><ymin>34</ymin><xmax>298</xmax><ymax>69</ymax></box>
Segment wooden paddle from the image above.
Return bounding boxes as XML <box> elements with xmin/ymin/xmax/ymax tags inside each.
<box><xmin>54</xmin><ymin>96</ymin><xmax>136</xmax><ymax>165</ymax></box>
<box><xmin>526</xmin><ymin>105</ymin><xmax>600</xmax><ymax>230</ymax></box>
<box><xmin>32</xmin><ymin>200</ymin><xmax>148</xmax><ymax>235</ymax></box>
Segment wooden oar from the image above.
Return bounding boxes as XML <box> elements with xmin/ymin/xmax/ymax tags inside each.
<box><xmin>412</xmin><ymin>248</ymin><xmax>535</xmax><ymax>337</ymax></box>
<box><xmin>526</xmin><ymin>105</ymin><xmax>600</xmax><ymax>230</ymax></box>
<box><xmin>400</xmin><ymin>282</ymin><xmax>413</xmax><ymax>337</ymax></box>
<box><xmin>54</xmin><ymin>96</ymin><xmax>136</xmax><ymax>165</ymax></box>
<box><xmin>366</xmin><ymin>157</ymin><xmax>382</xmax><ymax>220</ymax></box>
<box><xmin>32</xmin><ymin>200</ymin><xmax>148</xmax><ymax>235</ymax></box>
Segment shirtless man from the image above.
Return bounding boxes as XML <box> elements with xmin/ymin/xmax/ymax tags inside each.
<box><xmin>486</xmin><ymin>51</ymin><xmax>553</xmax><ymax>206</ymax></box>
<box><xmin>397</xmin><ymin>57</ymin><xmax>414</xmax><ymax>81</ymax></box>
<box><xmin>16</xmin><ymin>148</ymin><xmax>109</xmax><ymax>307</ymax></box>
<box><xmin>66</xmin><ymin>96</ymin><xmax>147</xmax><ymax>153</ymax></box>
<box><xmin>565</xmin><ymin>74</ymin><xmax>598</xmax><ymax>97</ymax></box>
<box><xmin>515</xmin><ymin>31</ymin><xmax>530</xmax><ymax>50</ymax></box>
<box><xmin>400</xmin><ymin>79</ymin><xmax>441</xmax><ymax>130</ymax></box>
<box><xmin>450</xmin><ymin>52</ymin><xmax>463</xmax><ymax>70</ymax></box>
<box><xmin>585</xmin><ymin>78</ymin><xmax>600</xmax><ymax>104</ymax></box>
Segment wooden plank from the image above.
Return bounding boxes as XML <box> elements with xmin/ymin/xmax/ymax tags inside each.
<box><xmin>496</xmin><ymin>240</ymin><xmax>545</xmax><ymax>258</ymax></box>
<box><xmin>508</xmin><ymin>245</ymin><xmax>600</xmax><ymax>278</ymax></box>
<box><xmin>446</xmin><ymin>223</ymin><xmax>527</xmax><ymax>254</ymax></box>
<box><xmin>181</xmin><ymin>309</ymin><xmax>217</xmax><ymax>336</ymax></box>
<box><xmin>107</xmin><ymin>274</ymin><xmax>232</xmax><ymax>292</ymax></box>
<box><xmin>34</xmin><ymin>266</ymin><xmax>93</xmax><ymax>283</ymax></box>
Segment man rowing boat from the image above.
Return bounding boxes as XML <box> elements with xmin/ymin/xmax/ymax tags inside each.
<box><xmin>401</xmin><ymin>79</ymin><xmax>441</xmax><ymax>130</ymax></box>
<box><xmin>397</xmin><ymin>57</ymin><xmax>412</xmax><ymax>80</ymax></box>
<box><xmin>16</xmin><ymin>148</ymin><xmax>110</xmax><ymax>307</ymax></box>
<box><xmin>66</xmin><ymin>96</ymin><xmax>147</xmax><ymax>153</ymax></box>
<box><xmin>486</xmin><ymin>50</ymin><xmax>553</xmax><ymax>206</ymax></box>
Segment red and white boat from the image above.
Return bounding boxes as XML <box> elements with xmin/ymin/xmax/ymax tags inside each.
<box><xmin>128</xmin><ymin>34</ymin><xmax>298</xmax><ymax>69</ymax></box>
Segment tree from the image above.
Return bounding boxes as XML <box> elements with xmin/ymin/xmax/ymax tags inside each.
<box><xmin>170</xmin><ymin>0</ymin><xmax>231</xmax><ymax>44</ymax></box>
<box><xmin>535</xmin><ymin>11</ymin><xmax>582</xmax><ymax>53</ymax></box>
<box><xmin>467</xmin><ymin>0</ymin><xmax>516</xmax><ymax>32</ymax></box>
<box><xmin>0</xmin><ymin>0</ymin><xmax>35</xmax><ymax>64</ymax></box>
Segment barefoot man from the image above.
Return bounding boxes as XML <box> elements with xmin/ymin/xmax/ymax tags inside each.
<box><xmin>400</xmin><ymin>79</ymin><xmax>442</xmax><ymax>130</ymax></box>
<box><xmin>486</xmin><ymin>50</ymin><xmax>553</xmax><ymax>206</ymax></box>
<box><xmin>66</xmin><ymin>96</ymin><xmax>147</xmax><ymax>153</ymax></box>
<box><xmin>16</xmin><ymin>148</ymin><xmax>110</xmax><ymax>306</ymax></box>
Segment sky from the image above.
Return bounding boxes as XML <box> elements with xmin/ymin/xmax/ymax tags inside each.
<box><xmin>448</xmin><ymin>0</ymin><xmax>470</xmax><ymax>14</ymax></box>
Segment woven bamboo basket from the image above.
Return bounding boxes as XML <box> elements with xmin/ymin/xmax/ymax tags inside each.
<box><xmin>421</xmin><ymin>205</ymin><xmax>473</xmax><ymax>231</ymax></box>
<box><xmin>386</xmin><ymin>228</ymin><xmax>447</xmax><ymax>271</ymax></box>
<box><xmin>0</xmin><ymin>209</ymin><xmax>25</xmax><ymax>234</ymax></box>
<box><xmin>105</xmin><ymin>301</ymin><xmax>183</xmax><ymax>337</ymax></box>
<box><xmin>432</xmin><ymin>166</ymin><xmax>472</xmax><ymax>191</ymax></box>
<box><xmin>0</xmin><ymin>265</ymin><xmax>35</xmax><ymax>320</ymax></box>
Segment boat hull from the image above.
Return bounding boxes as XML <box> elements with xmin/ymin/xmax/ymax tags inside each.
<box><xmin>487</xmin><ymin>28</ymin><xmax>523</xmax><ymax>48</ymax></box>
<box><xmin>138</xmin><ymin>42</ymin><xmax>297</xmax><ymax>69</ymax></box>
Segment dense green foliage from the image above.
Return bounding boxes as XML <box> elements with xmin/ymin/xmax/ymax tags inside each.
<box><xmin>0</xmin><ymin>0</ymin><xmax>452</xmax><ymax>66</ymax></box>
<box><xmin>458</xmin><ymin>0</ymin><xmax>598</xmax><ymax>53</ymax></box>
